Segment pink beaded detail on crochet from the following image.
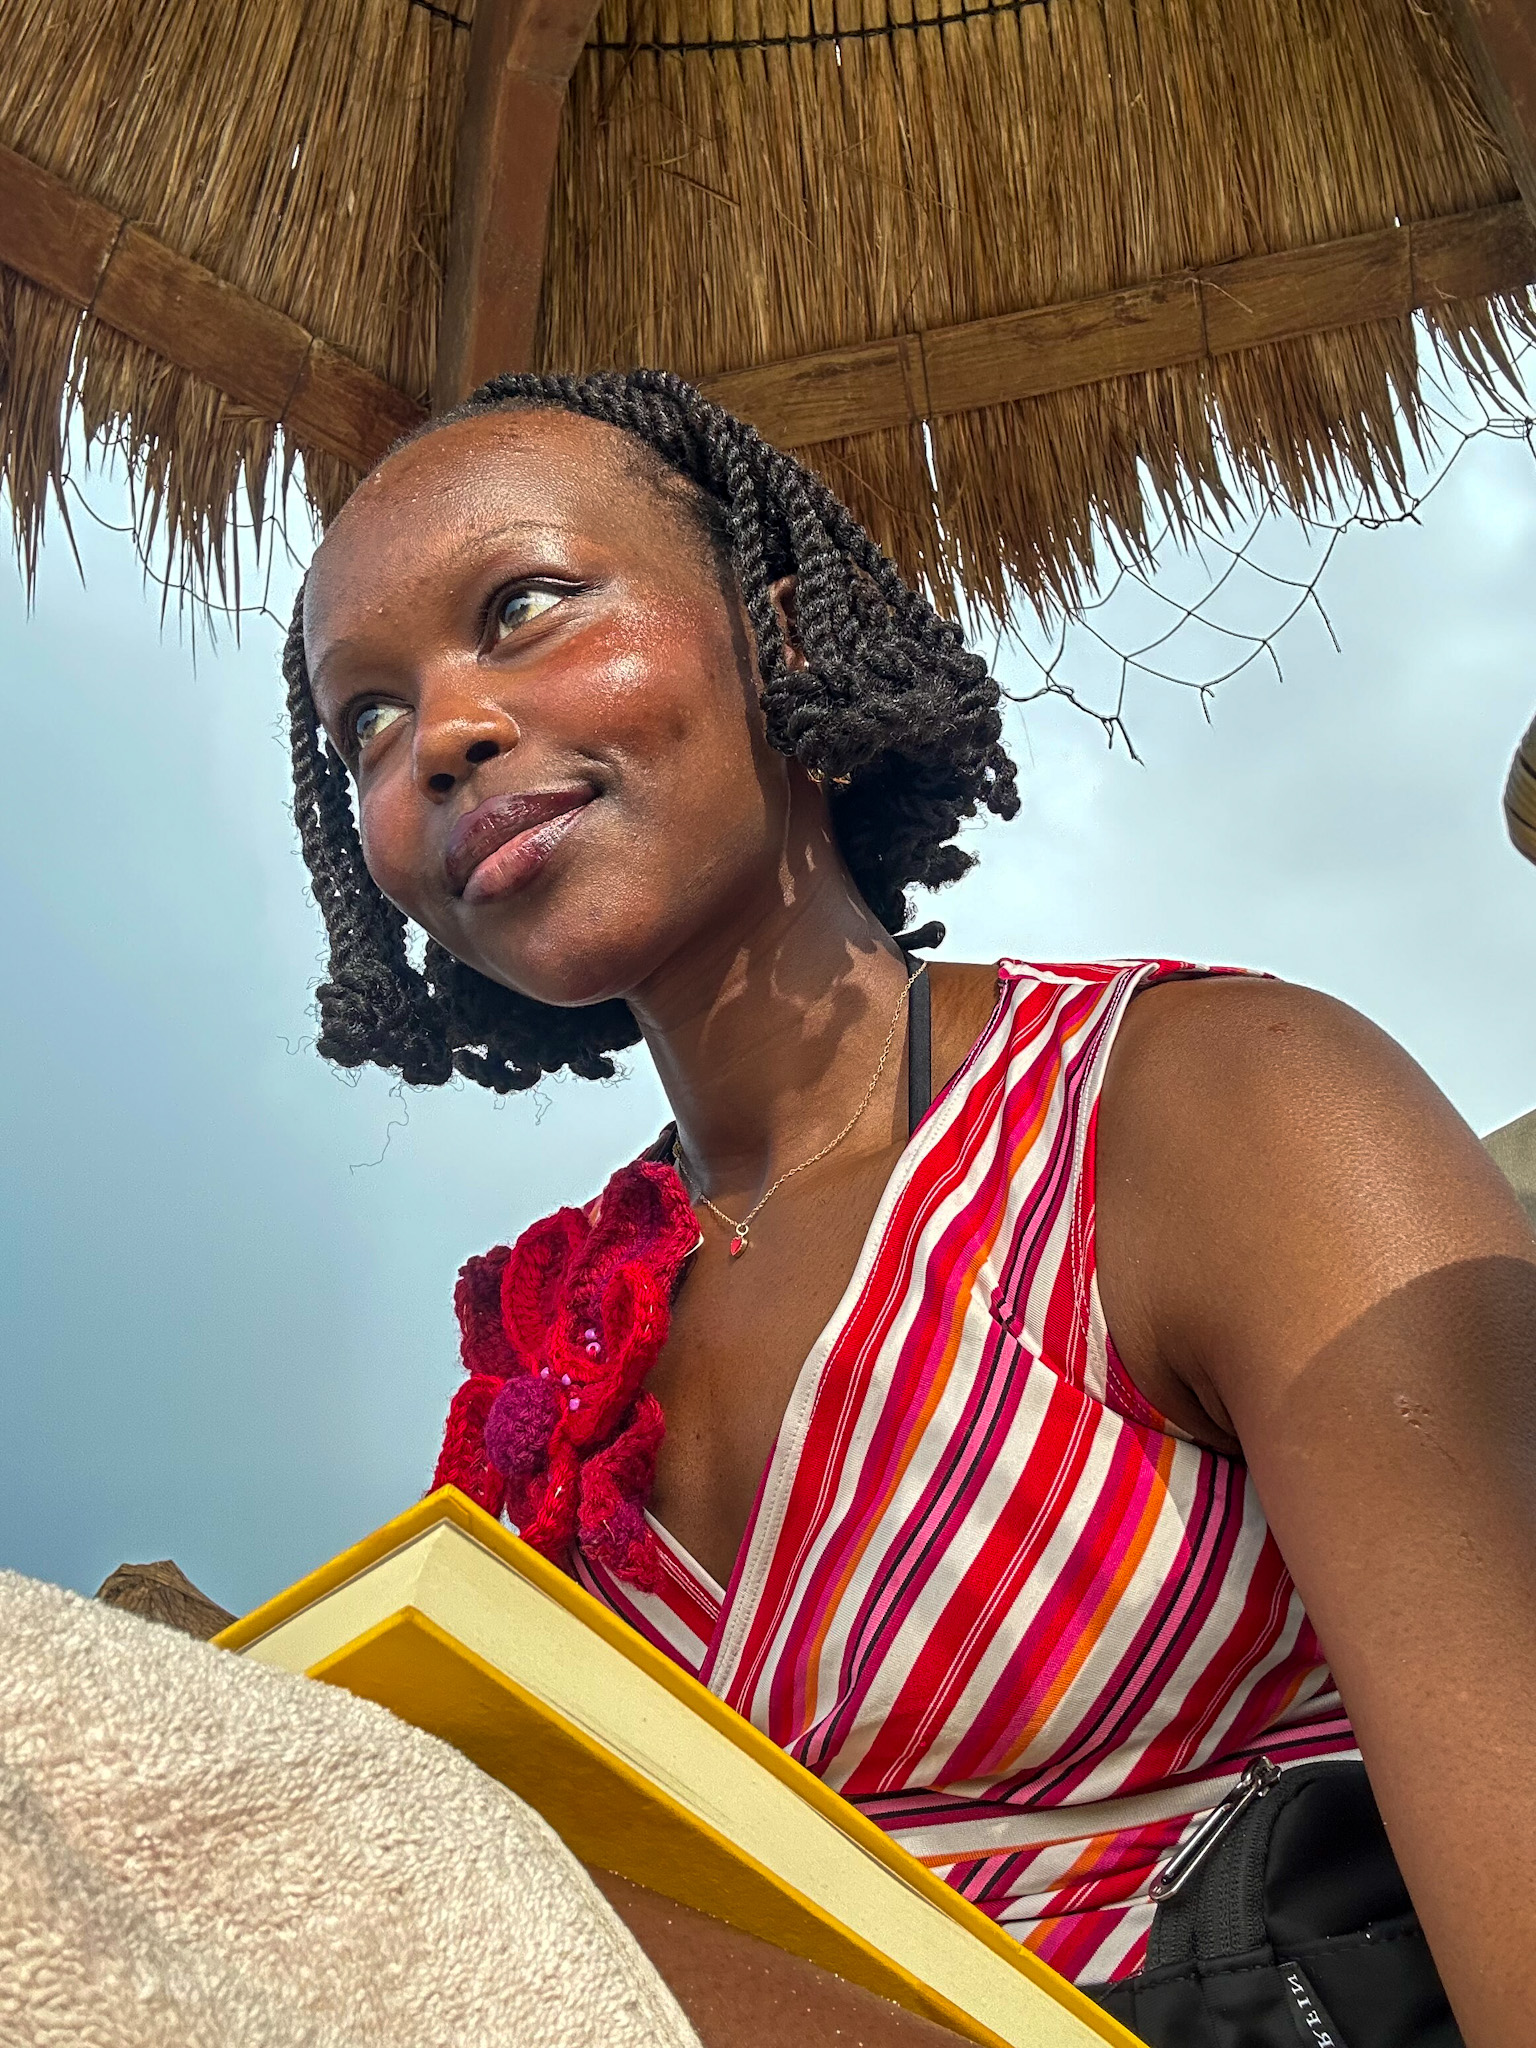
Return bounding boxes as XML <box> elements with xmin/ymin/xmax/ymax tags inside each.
<box><xmin>430</xmin><ymin>1160</ymin><xmax>700</xmax><ymax>1590</ymax></box>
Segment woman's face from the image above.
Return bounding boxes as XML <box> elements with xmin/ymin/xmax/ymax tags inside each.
<box><xmin>304</xmin><ymin>408</ymin><xmax>816</xmax><ymax>1011</ymax></box>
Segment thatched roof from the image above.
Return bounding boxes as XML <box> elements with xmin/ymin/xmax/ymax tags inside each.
<box><xmin>96</xmin><ymin>1559</ymin><xmax>237</xmax><ymax>1640</ymax></box>
<box><xmin>1506</xmin><ymin>713</ymin><xmax>1536</xmax><ymax>864</ymax></box>
<box><xmin>2</xmin><ymin>0</ymin><xmax>1534</xmax><ymax>616</ymax></box>
<box><xmin>1486</xmin><ymin>1109</ymin><xmax>1536</xmax><ymax>1226</ymax></box>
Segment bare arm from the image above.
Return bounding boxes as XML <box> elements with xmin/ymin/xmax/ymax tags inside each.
<box><xmin>588</xmin><ymin>1871</ymin><xmax>971</xmax><ymax>2047</ymax></box>
<box><xmin>1098</xmin><ymin>976</ymin><xmax>1536</xmax><ymax>2047</ymax></box>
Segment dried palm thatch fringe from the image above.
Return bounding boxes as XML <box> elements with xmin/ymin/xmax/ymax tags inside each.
<box><xmin>0</xmin><ymin>0</ymin><xmax>1531</xmax><ymax>622</ymax></box>
<box><xmin>542</xmin><ymin>0</ymin><xmax>1535</xmax><ymax>617</ymax></box>
<box><xmin>0</xmin><ymin>0</ymin><xmax>466</xmax><ymax>597</ymax></box>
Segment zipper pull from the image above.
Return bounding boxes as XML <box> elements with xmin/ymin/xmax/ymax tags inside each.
<box><xmin>1149</xmin><ymin>1756</ymin><xmax>1282</xmax><ymax>1903</ymax></box>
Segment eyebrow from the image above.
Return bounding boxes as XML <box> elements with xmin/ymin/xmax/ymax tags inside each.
<box><xmin>307</xmin><ymin>639</ymin><xmax>373</xmax><ymax>709</ymax></box>
<box><xmin>462</xmin><ymin>518</ymin><xmax>569</xmax><ymax>549</ymax></box>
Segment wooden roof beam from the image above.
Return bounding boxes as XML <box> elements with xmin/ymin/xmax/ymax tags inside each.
<box><xmin>1</xmin><ymin>144</ymin><xmax>1531</xmax><ymax>501</ymax></box>
<box><xmin>701</xmin><ymin>204</ymin><xmax>1536</xmax><ymax>449</ymax></box>
<box><xmin>1446</xmin><ymin>0</ymin><xmax>1536</xmax><ymax>227</ymax></box>
<box><xmin>0</xmin><ymin>144</ymin><xmax>424</xmax><ymax>474</ymax></box>
<box><xmin>432</xmin><ymin>0</ymin><xmax>606</xmax><ymax>408</ymax></box>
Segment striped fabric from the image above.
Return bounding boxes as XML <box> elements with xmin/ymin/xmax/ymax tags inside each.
<box><xmin>570</xmin><ymin>960</ymin><xmax>1358</xmax><ymax>1984</ymax></box>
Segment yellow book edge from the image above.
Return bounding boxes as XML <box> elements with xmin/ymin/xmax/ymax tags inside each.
<box><xmin>216</xmin><ymin>1488</ymin><xmax>1144</xmax><ymax>2048</ymax></box>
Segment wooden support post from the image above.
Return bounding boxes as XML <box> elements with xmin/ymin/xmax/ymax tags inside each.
<box><xmin>432</xmin><ymin>0</ymin><xmax>604</xmax><ymax>409</ymax></box>
<box><xmin>1446</xmin><ymin>0</ymin><xmax>1536</xmax><ymax>226</ymax></box>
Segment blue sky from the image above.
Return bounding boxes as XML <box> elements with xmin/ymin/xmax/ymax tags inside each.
<box><xmin>2</xmin><ymin>399</ymin><xmax>1533</xmax><ymax>1616</ymax></box>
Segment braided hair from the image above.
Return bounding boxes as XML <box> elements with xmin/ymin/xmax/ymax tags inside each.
<box><xmin>285</xmin><ymin>368</ymin><xmax>1019</xmax><ymax>1093</ymax></box>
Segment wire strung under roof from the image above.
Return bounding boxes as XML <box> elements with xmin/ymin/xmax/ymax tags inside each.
<box><xmin>588</xmin><ymin>4</ymin><xmax>1043</xmax><ymax>56</ymax></box>
<box><xmin>408</xmin><ymin>0</ymin><xmax>470</xmax><ymax>30</ymax></box>
<box><xmin>404</xmin><ymin>0</ymin><xmax>1049</xmax><ymax>50</ymax></box>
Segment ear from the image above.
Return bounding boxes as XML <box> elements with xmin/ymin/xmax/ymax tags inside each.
<box><xmin>769</xmin><ymin>575</ymin><xmax>807</xmax><ymax>671</ymax></box>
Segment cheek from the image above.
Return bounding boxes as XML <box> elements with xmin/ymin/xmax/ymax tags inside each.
<box><xmin>355</xmin><ymin>773</ymin><xmax>435</xmax><ymax>921</ymax></box>
<box><xmin>575</xmin><ymin>599</ymin><xmax>760</xmax><ymax>802</ymax></box>
<box><xmin>582</xmin><ymin>650</ymin><xmax>692</xmax><ymax>749</ymax></box>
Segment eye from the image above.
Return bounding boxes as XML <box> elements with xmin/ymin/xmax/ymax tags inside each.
<box><xmin>491</xmin><ymin>584</ymin><xmax>566</xmax><ymax>643</ymax></box>
<box><xmin>351</xmin><ymin>700</ymin><xmax>408</xmax><ymax>752</ymax></box>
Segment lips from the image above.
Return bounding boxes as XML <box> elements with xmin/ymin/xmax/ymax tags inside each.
<box><xmin>445</xmin><ymin>787</ymin><xmax>593</xmax><ymax>902</ymax></box>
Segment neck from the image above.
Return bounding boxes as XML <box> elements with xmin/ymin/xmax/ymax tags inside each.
<box><xmin>628</xmin><ymin>861</ymin><xmax>912</xmax><ymax>1210</ymax></box>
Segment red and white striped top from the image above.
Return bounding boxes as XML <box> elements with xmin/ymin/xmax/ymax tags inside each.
<box><xmin>571</xmin><ymin>960</ymin><xmax>1358</xmax><ymax>1985</ymax></box>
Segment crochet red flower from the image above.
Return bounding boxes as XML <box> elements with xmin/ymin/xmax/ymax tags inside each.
<box><xmin>430</xmin><ymin>1160</ymin><xmax>699</xmax><ymax>1590</ymax></box>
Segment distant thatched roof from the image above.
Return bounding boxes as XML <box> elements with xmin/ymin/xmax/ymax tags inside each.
<box><xmin>96</xmin><ymin>1559</ymin><xmax>237</xmax><ymax>1640</ymax></box>
<box><xmin>1506</xmin><ymin>713</ymin><xmax>1536</xmax><ymax>864</ymax></box>
<box><xmin>1485</xmin><ymin>1108</ymin><xmax>1536</xmax><ymax>1227</ymax></box>
<box><xmin>1</xmin><ymin>0</ymin><xmax>1533</xmax><ymax>616</ymax></box>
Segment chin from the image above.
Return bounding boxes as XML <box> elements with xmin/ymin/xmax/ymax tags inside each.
<box><xmin>456</xmin><ymin>916</ymin><xmax>662</xmax><ymax>1014</ymax></box>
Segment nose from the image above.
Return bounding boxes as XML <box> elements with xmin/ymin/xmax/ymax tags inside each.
<box><xmin>412</xmin><ymin>680</ymin><xmax>520</xmax><ymax>799</ymax></box>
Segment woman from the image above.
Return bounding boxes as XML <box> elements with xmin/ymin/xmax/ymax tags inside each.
<box><xmin>288</xmin><ymin>369</ymin><xmax>1536</xmax><ymax>2047</ymax></box>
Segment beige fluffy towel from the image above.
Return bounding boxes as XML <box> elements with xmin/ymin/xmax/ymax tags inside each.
<box><xmin>0</xmin><ymin>1569</ymin><xmax>702</xmax><ymax>2048</ymax></box>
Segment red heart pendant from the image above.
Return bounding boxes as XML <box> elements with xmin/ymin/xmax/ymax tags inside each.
<box><xmin>729</xmin><ymin>1233</ymin><xmax>748</xmax><ymax>1259</ymax></box>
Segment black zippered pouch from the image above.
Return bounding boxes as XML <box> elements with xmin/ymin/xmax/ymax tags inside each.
<box><xmin>1084</xmin><ymin>1762</ymin><xmax>1463</xmax><ymax>2047</ymax></box>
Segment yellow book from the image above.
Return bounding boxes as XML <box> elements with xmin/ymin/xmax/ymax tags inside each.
<box><xmin>216</xmin><ymin>1488</ymin><xmax>1145</xmax><ymax>2048</ymax></box>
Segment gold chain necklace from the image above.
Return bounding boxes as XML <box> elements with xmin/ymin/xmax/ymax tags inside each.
<box><xmin>672</xmin><ymin>961</ymin><xmax>926</xmax><ymax>1260</ymax></box>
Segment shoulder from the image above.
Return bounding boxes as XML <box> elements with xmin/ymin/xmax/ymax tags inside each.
<box><xmin>1108</xmin><ymin>971</ymin><xmax>1417</xmax><ymax>1128</ymax></box>
<box><xmin>1102</xmin><ymin>972</ymin><xmax>1499</xmax><ymax>1221</ymax></box>
<box><xmin>1095</xmin><ymin>972</ymin><xmax>1533</xmax><ymax>1441</ymax></box>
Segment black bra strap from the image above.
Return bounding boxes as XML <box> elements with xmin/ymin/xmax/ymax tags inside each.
<box><xmin>644</xmin><ymin>1121</ymin><xmax>680</xmax><ymax>1165</ymax></box>
<box><xmin>896</xmin><ymin>920</ymin><xmax>943</xmax><ymax>1138</ymax></box>
<box><xmin>659</xmin><ymin>922</ymin><xmax>943</xmax><ymax>1157</ymax></box>
<box><xmin>904</xmin><ymin>951</ymin><xmax>933</xmax><ymax>1136</ymax></box>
